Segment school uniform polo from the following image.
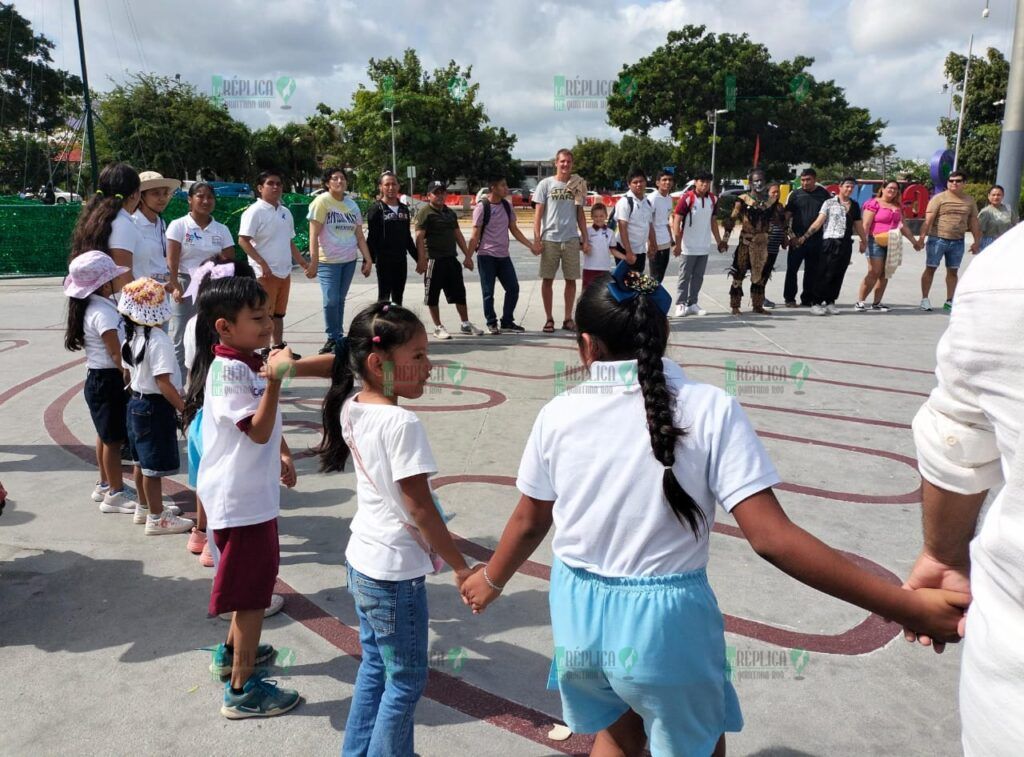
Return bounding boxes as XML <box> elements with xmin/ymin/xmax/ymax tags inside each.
<box><xmin>238</xmin><ymin>198</ymin><xmax>296</xmax><ymax>279</ymax></box>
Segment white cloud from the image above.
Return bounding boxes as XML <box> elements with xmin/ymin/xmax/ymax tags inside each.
<box><xmin>13</xmin><ymin>0</ymin><xmax>1015</xmax><ymax>165</ymax></box>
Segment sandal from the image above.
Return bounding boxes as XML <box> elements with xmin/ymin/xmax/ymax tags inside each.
<box><xmin>542</xmin><ymin>319</ymin><xmax>555</xmax><ymax>333</ymax></box>
<box><xmin>562</xmin><ymin>319</ymin><xmax>577</xmax><ymax>332</ymax></box>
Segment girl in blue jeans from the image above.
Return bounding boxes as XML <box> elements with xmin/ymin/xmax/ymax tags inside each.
<box><xmin>316</xmin><ymin>302</ymin><xmax>475</xmax><ymax>756</ymax></box>
<box><xmin>307</xmin><ymin>167</ymin><xmax>373</xmax><ymax>355</ymax></box>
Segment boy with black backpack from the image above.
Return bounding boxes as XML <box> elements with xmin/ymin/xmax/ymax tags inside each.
<box><xmin>467</xmin><ymin>176</ymin><xmax>531</xmax><ymax>334</ymax></box>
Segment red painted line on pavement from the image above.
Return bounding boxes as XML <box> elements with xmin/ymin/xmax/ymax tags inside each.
<box><xmin>0</xmin><ymin>339</ymin><xmax>29</xmax><ymax>354</ymax></box>
<box><xmin>0</xmin><ymin>356</ymin><xmax>84</xmax><ymax>407</ymax></box>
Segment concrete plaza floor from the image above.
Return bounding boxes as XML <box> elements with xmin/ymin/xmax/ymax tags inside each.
<box><xmin>0</xmin><ymin>238</ymin><xmax>972</xmax><ymax>756</ymax></box>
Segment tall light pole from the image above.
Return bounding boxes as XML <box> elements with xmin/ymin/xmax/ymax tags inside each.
<box><xmin>390</xmin><ymin>108</ymin><xmax>397</xmax><ymax>174</ymax></box>
<box><xmin>996</xmin><ymin>0</ymin><xmax>1024</xmax><ymax>212</ymax></box>
<box><xmin>708</xmin><ymin>108</ymin><xmax>727</xmax><ymax>190</ymax></box>
<box><xmin>953</xmin><ymin>34</ymin><xmax>974</xmax><ymax>170</ymax></box>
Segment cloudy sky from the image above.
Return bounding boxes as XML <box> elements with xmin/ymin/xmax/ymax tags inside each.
<box><xmin>15</xmin><ymin>0</ymin><xmax>1016</xmax><ymax>164</ymax></box>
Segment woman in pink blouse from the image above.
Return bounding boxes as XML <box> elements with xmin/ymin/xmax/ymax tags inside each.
<box><xmin>855</xmin><ymin>181</ymin><xmax>918</xmax><ymax>311</ymax></box>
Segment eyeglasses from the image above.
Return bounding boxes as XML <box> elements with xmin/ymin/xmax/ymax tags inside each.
<box><xmin>947</xmin><ymin>178</ymin><xmax>964</xmax><ymax>184</ymax></box>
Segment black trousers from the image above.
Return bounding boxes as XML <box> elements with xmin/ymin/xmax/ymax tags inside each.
<box><xmin>376</xmin><ymin>255</ymin><xmax>408</xmax><ymax>305</ymax></box>
<box><xmin>649</xmin><ymin>247</ymin><xmax>671</xmax><ymax>283</ymax></box>
<box><xmin>819</xmin><ymin>238</ymin><xmax>854</xmax><ymax>304</ymax></box>
<box><xmin>783</xmin><ymin>235</ymin><xmax>823</xmax><ymax>305</ymax></box>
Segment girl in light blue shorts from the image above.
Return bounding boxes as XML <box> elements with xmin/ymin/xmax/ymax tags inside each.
<box><xmin>462</xmin><ymin>262</ymin><xmax>968</xmax><ymax>756</ymax></box>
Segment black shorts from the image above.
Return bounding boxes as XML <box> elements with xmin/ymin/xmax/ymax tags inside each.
<box><xmin>127</xmin><ymin>393</ymin><xmax>180</xmax><ymax>477</ymax></box>
<box><xmin>84</xmin><ymin>368</ymin><xmax>128</xmax><ymax>444</ymax></box>
<box><xmin>424</xmin><ymin>257</ymin><xmax>466</xmax><ymax>307</ymax></box>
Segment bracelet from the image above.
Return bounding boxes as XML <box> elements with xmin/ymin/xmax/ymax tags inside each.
<box><xmin>483</xmin><ymin>565</ymin><xmax>505</xmax><ymax>593</ymax></box>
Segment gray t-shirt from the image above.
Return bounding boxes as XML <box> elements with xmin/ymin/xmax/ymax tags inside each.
<box><xmin>534</xmin><ymin>177</ymin><xmax>583</xmax><ymax>242</ymax></box>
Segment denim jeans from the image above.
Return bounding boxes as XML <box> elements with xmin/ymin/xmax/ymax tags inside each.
<box><xmin>925</xmin><ymin>237</ymin><xmax>965</xmax><ymax>270</ymax></box>
<box><xmin>342</xmin><ymin>564</ymin><xmax>428</xmax><ymax>757</ymax></box>
<box><xmin>476</xmin><ymin>255</ymin><xmax>520</xmax><ymax>327</ymax></box>
<box><xmin>318</xmin><ymin>260</ymin><xmax>358</xmax><ymax>344</ymax></box>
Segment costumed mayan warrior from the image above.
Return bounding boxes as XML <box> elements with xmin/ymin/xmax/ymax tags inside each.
<box><xmin>723</xmin><ymin>169</ymin><xmax>786</xmax><ymax>315</ymax></box>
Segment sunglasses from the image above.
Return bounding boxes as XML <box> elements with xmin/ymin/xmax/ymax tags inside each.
<box><xmin>947</xmin><ymin>178</ymin><xmax>964</xmax><ymax>184</ymax></box>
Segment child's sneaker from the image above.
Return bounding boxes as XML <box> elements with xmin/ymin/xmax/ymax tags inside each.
<box><xmin>200</xmin><ymin>541</ymin><xmax>215</xmax><ymax>567</ymax></box>
<box><xmin>187</xmin><ymin>527</ymin><xmax>207</xmax><ymax>554</ymax></box>
<box><xmin>99</xmin><ymin>488</ymin><xmax>137</xmax><ymax>514</ymax></box>
<box><xmin>144</xmin><ymin>511</ymin><xmax>194</xmax><ymax>535</ymax></box>
<box><xmin>91</xmin><ymin>482</ymin><xmax>110</xmax><ymax>502</ymax></box>
<box><xmin>209</xmin><ymin>642</ymin><xmax>277</xmax><ymax>677</ymax></box>
<box><xmin>220</xmin><ymin>672</ymin><xmax>300</xmax><ymax>719</ymax></box>
<box><xmin>133</xmin><ymin>503</ymin><xmax>149</xmax><ymax>524</ymax></box>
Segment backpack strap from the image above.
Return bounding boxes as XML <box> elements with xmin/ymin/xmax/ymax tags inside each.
<box><xmin>479</xmin><ymin>198</ymin><xmax>492</xmax><ymax>236</ymax></box>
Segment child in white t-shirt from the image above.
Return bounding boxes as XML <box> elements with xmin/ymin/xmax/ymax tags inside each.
<box><xmin>583</xmin><ymin>202</ymin><xmax>615</xmax><ymax>290</ymax></box>
<box><xmin>117</xmin><ymin>277</ymin><xmax>193</xmax><ymax>535</ymax></box>
<box><xmin>196</xmin><ymin>276</ymin><xmax>300</xmax><ymax>718</ymax></box>
<box><xmin>462</xmin><ymin>261</ymin><xmax>968</xmax><ymax>756</ymax></box>
<box><xmin>315</xmin><ymin>301</ymin><xmax>474</xmax><ymax>756</ymax></box>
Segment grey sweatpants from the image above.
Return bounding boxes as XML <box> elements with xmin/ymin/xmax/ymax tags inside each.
<box><xmin>676</xmin><ymin>254</ymin><xmax>708</xmax><ymax>306</ymax></box>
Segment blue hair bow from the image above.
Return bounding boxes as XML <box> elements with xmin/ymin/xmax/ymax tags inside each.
<box><xmin>606</xmin><ymin>260</ymin><xmax>672</xmax><ymax>315</ymax></box>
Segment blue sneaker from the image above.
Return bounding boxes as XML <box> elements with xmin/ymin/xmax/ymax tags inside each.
<box><xmin>221</xmin><ymin>672</ymin><xmax>301</xmax><ymax>719</ymax></box>
<box><xmin>209</xmin><ymin>642</ymin><xmax>276</xmax><ymax>677</ymax></box>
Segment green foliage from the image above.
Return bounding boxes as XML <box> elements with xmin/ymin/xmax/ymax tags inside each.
<box><xmin>570</xmin><ymin>135</ymin><xmax>680</xmax><ymax>190</ymax></box>
<box><xmin>0</xmin><ymin>3</ymin><xmax>84</xmax><ymax>133</ymax></box>
<box><xmin>333</xmin><ymin>49</ymin><xmax>521</xmax><ymax>194</ymax></box>
<box><xmin>95</xmin><ymin>74</ymin><xmax>250</xmax><ymax>182</ymax></box>
<box><xmin>607</xmin><ymin>25</ymin><xmax>885</xmax><ymax>178</ymax></box>
<box><xmin>938</xmin><ymin>47</ymin><xmax>1008</xmax><ymax>182</ymax></box>
<box><xmin>249</xmin><ymin>122</ymin><xmax>320</xmax><ymax>192</ymax></box>
<box><xmin>0</xmin><ymin>133</ymin><xmax>54</xmax><ymax>193</ymax></box>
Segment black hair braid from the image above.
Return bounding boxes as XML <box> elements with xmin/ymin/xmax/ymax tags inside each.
<box><xmin>633</xmin><ymin>296</ymin><xmax>706</xmax><ymax>536</ymax></box>
<box><xmin>314</xmin><ymin>301</ymin><xmax>425</xmax><ymax>473</ymax></box>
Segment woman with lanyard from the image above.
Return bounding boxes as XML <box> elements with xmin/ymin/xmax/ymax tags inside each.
<box><xmin>854</xmin><ymin>180</ymin><xmax>917</xmax><ymax>312</ymax></box>
<box><xmin>131</xmin><ymin>171</ymin><xmax>180</xmax><ymax>283</ymax></box>
<box><xmin>165</xmin><ymin>181</ymin><xmax>236</xmax><ymax>376</ymax></box>
<box><xmin>978</xmin><ymin>184</ymin><xmax>1019</xmax><ymax>252</ymax></box>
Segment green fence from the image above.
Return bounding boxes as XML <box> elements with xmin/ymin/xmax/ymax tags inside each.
<box><xmin>0</xmin><ymin>193</ymin><xmax>351</xmax><ymax>277</ymax></box>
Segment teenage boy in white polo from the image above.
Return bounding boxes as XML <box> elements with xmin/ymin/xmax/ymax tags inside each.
<box><xmin>649</xmin><ymin>171</ymin><xmax>676</xmax><ymax>283</ymax></box>
<box><xmin>614</xmin><ymin>168</ymin><xmax>657</xmax><ymax>273</ymax></box>
<box><xmin>238</xmin><ymin>171</ymin><xmax>309</xmax><ymax>354</ymax></box>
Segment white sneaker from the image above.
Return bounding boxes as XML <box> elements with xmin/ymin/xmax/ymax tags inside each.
<box><xmin>99</xmin><ymin>488</ymin><xmax>138</xmax><ymax>514</ymax></box>
<box><xmin>433</xmin><ymin>325</ymin><xmax>451</xmax><ymax>340</ymax></box>
<box><xmin>673</xmin><ymin>304</ymin><xmax>687</xmax><ymax>318</ymax></box>
<box><xmin>133</xmin><ymin>503</ymin><xmax>150</xmax><ymax>524</ymax></box>
<box><xmin>91</xmin><ymin>482</ymin><xmax>110</xmax><ymax>502</ymax></box>
<box><xmin>825</xmin><ymin>303</ymin><xmax>840</xmax><ymax>315</ymax></box>
<box><xmin>687</xmin><ymin>304</ymin><xmax>707</xmax><ymax>316</ymax></box>
<box><xmin>810</xmin><ymin>304</ymin><xmax>827</xmax><ymax>316</ymax></box>
<box><xmin>460</xmin><ymin>321</ymin><xmax>484</xmax><ymax>336</ymax></box>
<box><xmin>920</xmin><ymin>298</ymin><xmax>932</xmax><ymax>311</ymax></box>
<box><xmin>144</xmin><ymin>511</ymin><xmax>194</xmax><ymax>535</ymax></box>
<box><xmin>854</xmin><ymin>301</ymin><xmax>867</xmax><ymax>312</ymax></box>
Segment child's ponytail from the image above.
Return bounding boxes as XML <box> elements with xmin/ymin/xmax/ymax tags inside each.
<box><xmin>64</xmin><ymin>297</ymin><xmax>89</xmax><ymax>351</ymax></box>
<box><xmin>315</xmin><ymin>343</ymin><xmax>356</xmax><ymax>472</ymax></box>
<box><xmin>121</xmin><ymin>320</ymin><xmax>151</xmax><ymax>368</ymax></box>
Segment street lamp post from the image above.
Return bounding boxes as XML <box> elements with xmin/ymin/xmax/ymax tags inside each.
<box><xmin>708</xmin><ymin>108</ymin><xmax>728</xmax><ymax>190</ymax></box>
<box><xmin>953</xmin><ymin>34</ymin><xmax>974</xmax><ymax>170</ymax></box>
<box><xmin>390</xmin><ymin>109</ymin><xmax>397</xmax><ymax>175</ymax></box>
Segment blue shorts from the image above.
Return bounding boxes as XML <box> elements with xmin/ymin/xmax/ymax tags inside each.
<box><xmin>865</xmin><ymin>237</ymin><xmax>888</xmax><ymax>260</ymax></box>
<box><xmin>84</xmin><ymin>368</ymin><xmax>128</xmax><ymax>443</ymax></box>
<box><xmin>187</xmin><ymin>407</ymin><xmax>203</xmax><ymax>488</ymax></box>
<box><xmin>925</xmin><ymin>237</ymin><xmax>965</xmax><ymax>269</ymax></box>
<box><xmin>547</xmin><ymin>559</ymin><xmax>742</xmax><ymax>756</ymax></box>
<box><xmin>127</xmin><ymin>393</ymin><xmax>180</xmax><ymax>478</ymax></box>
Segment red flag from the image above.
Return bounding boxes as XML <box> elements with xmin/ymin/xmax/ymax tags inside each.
<box><xmin>753</xmin><ymin>134</ymin><xmax>761</xmax><ymax>167</ymax></box>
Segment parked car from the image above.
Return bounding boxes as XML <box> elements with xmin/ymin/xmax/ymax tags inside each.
<box><xmin>38</xmin><ymin>186</ymin><xmax>81</xmax><ymax>203</ymax></box>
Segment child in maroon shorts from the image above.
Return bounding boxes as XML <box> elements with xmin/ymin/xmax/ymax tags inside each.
<box><xmin>195</xmin><ymin>277</ymin><xmax>300</xmax><ymax>719</ymax></box>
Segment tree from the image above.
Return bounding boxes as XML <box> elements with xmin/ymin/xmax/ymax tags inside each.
<box><xmin>606</xmin><ymin>25</ymin><xmax>885</xmax><ymax>180</ymax></box>
<box><xmin>570</xmin><ymin>135</ymin><xmax>680</xmax><ymax>190</ymax></box>
<box><xmin>0</xmin><ymin>3</ymin><xmax>83</xmax><ymax>134</ymax></box>
<box><xmin>333</xmin><ymin>49</ymin><xmax>521</xmax><ymax>194</ymax></box>
<box><xmin>250</xmin><ymin>122</ymin><xmax>320</xmax><ymax>192</ymax></box>
<box><xmin>95</xmin><ymin>74</ymin><xmax>250</xmax><ymax>181</ymax></box>
<box><xmin>938</xmin><ymin>47</ymin><xmax>1009</xmax><ymax>182</ymax></box>
<box><xmin>0</xmin><ymin>133</ymin><xmax>51</xmax><ymax>193</ymax></box>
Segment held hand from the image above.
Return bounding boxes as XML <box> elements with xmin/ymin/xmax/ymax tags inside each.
<box><xmin>859</xmin><ymin>239</ymin><xmax>867</xmax><ymax>254</ymax></box>
<box><xmin>304</xmin><ymin>262</ymin><xmax>318</xmax><ymax>279</ymax></box>
<box><xmin>266</xmin><ymin>347</ymin><xmax>295</xmax><ymax>383</ymax></box>
<box><xmin>416</xmin><ymin>260</ymin><xmax>427</xmax><ymax>275</ymax></box>
<box><xmin>460</xmin><ymin>568</ymin><xmax>501</xmax><ymax>614</ymax></box>
<box><xmin>717</xmin><ymin>240</ymin><xmax>729</xmax><ymax>253</ymax></box>
<box><xmin>166</xmin><ymin>280</ymin><xmax>184</xmax><ymax>303</ymax></box>
<box><xmin>672</xmin><ymin>243</ymin><xmax>682</xmax><ymax>257</ymax></box>
<box><xmin>532</xmin><ymin>240</ymin><xmax>543</xmax><ymax>255</ymax></box>
<box><xmin>454</xmin><ymin>564</ymin><xmax>484</xmax><ymax>592</ymax></box>
<box><xmin>626</xmin><ymin>252</ymin><xmax>637</xmax><ymax>265</ymax></box>
<box><xmin>902</xmin><ymin>551</ymin><xmax>971</xmax><ymax>653</ymax></box>
<box><xmin>280</xmin><ymin>456</ymin><xmax>297</xmax><ymax>488</ymax></box>
<box><xmin>464</xmin><ymin>256</ymin><xmax>474</xmax><ymax>272</ymax></box>
<box><xmin>581</xmin><ymin>240</ymin><xmax>591</xmax><ymax>254</ymax></box>
<box><xmin>970</xmin><ymin>241</ymin><xmax>980</xmax><ymax>255</ymax></box>
<box><xmin>791</xmin><ymin>235</ymin><xmax>804</xmax><ymax>248</ymax></box>
<box><xmin>903</xmin><ymin>588</ymin><xmax>971</xmax><ymax>647</ymax></box>
<box><xmin>361</xmin><ymin>259</ymin><xmax>373</xmax><ymax>277</ymax></box>
<box><xmin>913</xmin><ymin>239</ymin><xmax>924</xmax><ymax>251</ymax></box>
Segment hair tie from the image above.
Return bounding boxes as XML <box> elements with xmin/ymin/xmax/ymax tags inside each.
<box><xmin>94</xmin><ymin>189</ymin><xmax>104</xmax><ymax>196</ymax></box>
<box><xmin>114</xmin><ymin>193</ymin><xmax>124</xmax><ymax>200</ymax></box>
<box><xmin>371</xmin><ymin>335</ymin><xmax>381</xmax><ymax>343</ymax></box>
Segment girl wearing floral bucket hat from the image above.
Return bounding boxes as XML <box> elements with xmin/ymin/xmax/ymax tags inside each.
<box><xmin>64</xmin><ymin>250</ymin><xmax>141</xmax><ymax>514</ymax></box>
<box><xmin>118</xmin><ymin>277</ymin><xmax>194</xmax><ymax>535</ymax></box>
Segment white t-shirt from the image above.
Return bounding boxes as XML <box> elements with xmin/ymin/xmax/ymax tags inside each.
<box><xmin>651</xmin><ymin>192</ymin><xmax>674</xmax><ymax>248</ymax></box>
<box><xmin>108</xmin><ymin>208</ymin><xmax>140</xmax><ymax>257</ymax></box>
<box><xmin>517</xmin><ymin>358</ymin><xmax>780</xmax><ymax>577</ymax></box>
<box><xmin>126</xmin><ymin>324</ymin><xmax>182</xmax><ymax>394</ymax></box>
<box><xmin>130</xmin><ymin>210</ymin><xmax>169</xmax><ymax>280</ymax></box>
<box><xmin>83</xmin><ymin>295</ymin><xmax>124</xmax><ymax>370</ymax></box>
<box><xmin>678</xmin><ymin>194</ymin><xmax>717</xmax><ymax>256</ymax></box>
<box><xmin>584</xmin><ymin>225</ymin><xmax>615</xmax><ymax>272</ymax></box>
<box><xmin>183</xmin><ymin>314</ymin><xmax>197</xmax><ymax>375</ymax></box>
<box><xmin>197</xmin><ymin>354</ymin><xmax>282</xmax><ymax>530</ymax></box>
<box><xmin>238</xmin><ymin>198</ymin><xmax>296</xmax><ymax>278</ymax></box>
<box><xmin>615</xmin><ymin>193</ymin><xmax>654</xmax><ymax>256</ymax></box>
<box><xmin>343</xmin><ymin>398</ymin><xmax>439</xmax><ymax>581</ymax></box>
<box><xmin>911</xmin><ymin>223</ymin><xmax>1024</xmax><ymax>756</ymax></box>
<box><xmin>165</xmin><ymin>213</ymin><xmax>235</xmax><ymax>276</ymax></box>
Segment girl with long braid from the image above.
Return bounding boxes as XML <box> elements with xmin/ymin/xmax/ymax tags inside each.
<box><xmin>461</xmin><ymin>261</ymin><xmax>968</xmax><ymax>757</ymax></box>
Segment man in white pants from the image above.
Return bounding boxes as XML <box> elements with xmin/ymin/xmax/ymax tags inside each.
<box><xmin>905</xmin><ymin>223</ymin><xmax>1024</xmax><ymax>756</ymax></box>
<box><xmin>671</xmin><ymin>171</ymin><xmax>725</xmax><ymax>317</ymax></box>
